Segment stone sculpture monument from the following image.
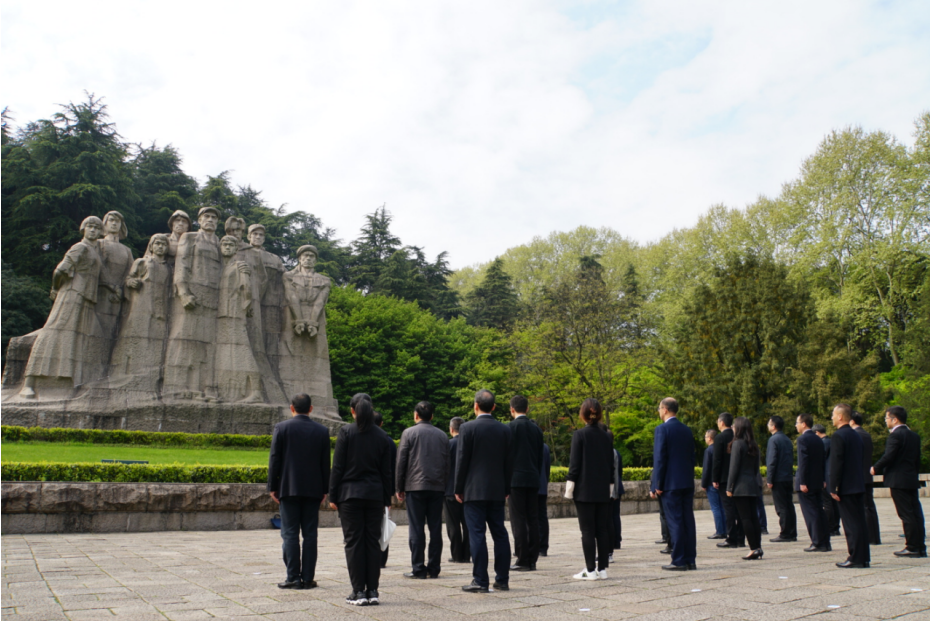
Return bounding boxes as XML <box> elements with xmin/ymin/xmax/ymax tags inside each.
<box><xmin>1</xmin><ymin>208</ymin><xmax>341</xmax><ymax>435</ymax></box>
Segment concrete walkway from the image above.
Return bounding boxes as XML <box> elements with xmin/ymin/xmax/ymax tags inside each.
<box><xmin>2</xmin><ymin>498</ymin><xmax>927</xmax><ymax>620</ymax></box>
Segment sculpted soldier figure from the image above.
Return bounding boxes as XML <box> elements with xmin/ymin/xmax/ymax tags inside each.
<box><xmin>215</xmin><ymin>235</ymin><xmax>263</xmax><ymax>403</ymax></box>
<box><xmin>108</xmin><ymin>234</ymin><xmax>172</xmax><ymax>388</ymax></box>
<box><xmin>164</xmin><ymin>206</ymin><xmax>223</xmax><ymax>400</ymax></box>
<box><xmin>279</xmin><ymin>245</ymin><xmax>333</xmax><ymax>399</ymax></box>
<box><xmin>96</xmin><ymin>211</ymin><xmax>134</xmax><ymax>349</ymax></box>
<box><xmin>248</xmin><ymin>224</ymin><xmax>287</xmax><ymax>361</ymax></box>
<box><xmin>20</xmin><ymin>216</ymin><xmax>107</xmax><ymax>399</ymax></box>
<box><xmin>166</xmin><ymin>210</ymin><xmax>192</xmax><ymax>264</ymax></box>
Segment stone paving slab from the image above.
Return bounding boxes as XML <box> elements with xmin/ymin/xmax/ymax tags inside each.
<box><xmin>2</xmin><ymin>498</ymin><xmax>927</xmax><ymax>620</ymax></box>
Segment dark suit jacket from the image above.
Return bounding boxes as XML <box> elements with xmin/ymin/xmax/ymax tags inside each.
<box><xmin>728</xmin><ymin>439</ymin><xmax>762</xmax><ymax>496</ymax></box>
<box><xmin>822</xmin><ymin>435</ymin><xmax>832</xmax><ymax>480</ymax></box>
<box><xmin>828</xmin><ymin>424</ymin><xmax>865</xmax><ymax>496</ymax></box>
<box><xmin>267</xmin><ymin>414</ymin><xmax>331</xmax><ymax>500</ymax></box>
<box><xmin>509</xmin><ymin>416</ymin><xmax>544</xmax><ymax>488</ymax></box>
<box><xmin>796</xmin><ymin>429</ymin><xmax>825</xmax><ymax>492</ymax></box>
<box><xmin>652</xmin><ymin>417</ymin><xmax>696</xmax><ymax>493</ymax></box>
<box><xmin>712</xmin><ymin>428</ymin><xmax>734</xmax><ymax>485</ymax></box>
<box><xmin>329</xmin><ymin>423</ymin><xmax>393</xmax><ymax>506</ymax></box>
<box><xmin>766</xmin><ymin>431</ymin><xmax>794</xmax><ymax>484</ymax></box>
<box><xmin>567</xmin><ymin>424</ymin><xmax>614</xmax><ymax>503</ymax></box>
<box><xmin>701</xmin><ymin>445</ymin><xmax>714</xmax><ymax>489</ymax></box>
<box><xmin>853</xmin><ymin>426</ymin><xmax>873</xmax><ymax>485</ymax></box>
<box><xmin>873</xmin><ymin>425</ymin><xmax>922</xmax><ymax>489</ymax></box>
<box><xmin>612</xmin><ymin>449</ymin><xmax>626</xmax><ymax>498</ymax></box>
<box><xmin>455</xmin><ymin>414</ymin><xmax>514</xmax><ymax>502</ymax></box>
<box><xmin>386</xmin><ymin>432</ymin><xmax>397</xmax><ymax>497</ymax></box>
<box><xmin>538</xmin><ymin>443</ymin><xmax>552</xmax><ymax>496</ymax></box>
<box><xmin>446</xmin><ymin>435</ymin><xmax>460</xmax><ymax>497</ymax></box>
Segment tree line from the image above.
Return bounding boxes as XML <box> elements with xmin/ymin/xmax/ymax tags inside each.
<box><xmin>2</xmin><ymin>95</ymin><xmax>927</xmax><ymax>469</ymax></box>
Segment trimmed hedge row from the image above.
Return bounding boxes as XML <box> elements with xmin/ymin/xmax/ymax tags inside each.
<box><xmin>1</xmin><ymin>462</ymin><xmax>268</xmax><ymax>484</ymax></box>
<box><xmin>1</xmin><ymin>425</ymin><xmax>274</xmax><ymax>449</ymax></box>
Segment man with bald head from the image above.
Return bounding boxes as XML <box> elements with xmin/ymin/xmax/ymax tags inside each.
<box><xmin>829</xmin><ymin>404</ymin><xmax>870</xmax><ymax>568</ymax></box>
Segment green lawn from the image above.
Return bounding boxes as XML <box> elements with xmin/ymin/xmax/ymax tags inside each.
<box><xmin>0</xmin><ymin>442</ymin><xmax>270</xmax><ymax>466</ymax></box>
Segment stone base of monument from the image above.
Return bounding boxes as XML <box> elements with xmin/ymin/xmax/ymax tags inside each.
<box><xmin>0</xmin><ymin>400</ymin><xmax>345</xmax><ymax>436</ymax></box>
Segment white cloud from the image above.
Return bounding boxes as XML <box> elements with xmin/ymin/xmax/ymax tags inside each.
<box><xmin>3</xmin><ymin>0</ymin><xmax>928</xmax><ymax>267</ymax></box>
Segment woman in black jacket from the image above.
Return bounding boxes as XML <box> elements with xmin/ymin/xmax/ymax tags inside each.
<box><xmin>726</xmin><ymin>416</ymin><xmax>764</xmax><ymax>560</ymax></box>
<box><xmin>329</xmin><ymin>394</ymin><xmax>394</xmax><ymax>605</ymax></box>
<box><xmin>566</xmin><ymin>399</ymin><xmax>616</xmax><ymax>580</ymax></box>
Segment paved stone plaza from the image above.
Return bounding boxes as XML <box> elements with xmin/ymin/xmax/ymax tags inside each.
<box><xmin>2</xmin><ymin>498</ymin><xmax>927</xmax><ymax>620</ymax></box>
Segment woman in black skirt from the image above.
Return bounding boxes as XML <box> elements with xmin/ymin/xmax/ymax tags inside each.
<box><xmin>726</xmin><ymin>416</ymin><xmax>764</xmax><ymax>560</ymax></box>
<box><xmin>329</xmin><ymin>394</ymin><xmax>394</xmax><ymax>605</ymax></box>
<box><xmin>566</xmin><ymin>399</ymin><xmax>616</xmax><ymax>580</ymax></box>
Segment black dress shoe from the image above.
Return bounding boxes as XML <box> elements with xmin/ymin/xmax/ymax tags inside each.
<box><xmin>540</xmin><ymin>551</ymin><xmax>548</xmax><ymax>557</ymax></box>
<box><xmin>717</xmin><ymin>542</ymin><xmax>738</xmax><ymax>548</ymax></box>
<box><xmin>836</xmin><ymin>560</ymin><xmax>869</xmax><ymax>568</ymax></box>
<box><xmin>404</xmin><ymin>572</ymin><xmax>427</xmax><ymax>579</ymax></box>
<box><xmin>510</xmin><ymin>564</ymin><xmax>535</xmax><ymax>571</ymax></box>
<box><xmin>278</xmin><ymin>579</ymin><xmax>301</xmax><ymax>589</ymax></box>
<box><xmin>894</xmin><ymin>549</ymin><xmax>928</xmax><ymax>558</ymax></box>
<box><xmin>687</xmin><ymin>564</ymin><xmax>697</xmax><ymax>570</ymax></box>
<box><xmin>743</xmin><ymin>549</ymin><xmax>764</xmax><ymax>560</ymax></box>
<box><xmin>803</xmin><ymin>545</ymin><xmax>818</xmax><ymax>552</ymax></box>
<box><xmin>662</xmin><ymin>564</ymin><xmax>688</xmax><ymax>571</ymax></box>
<box><xmin>816</xmin><ymin>546</ymin><xmax>832</xmax><ymax>552</ymax></box>
<box><xmin>830</xmin><ymin>530</ymin><xmax>841</xmax><ymax>536</ymax></box>
<box><xmin>760</xmin><ymin>529</ymin><xmax>768</xmax><ymax>535</ymax></box>
<box><xmin>656</xmin><ymin>539</ymin><xmax>669</xmax><ymax>545</ymax></box>
<box><xmin>300</xmin><ymin>580</ymin><xmax>317</xmax><ymax>589</ymax></box>
<box><xmin>462</xmin><ymin>580</ymin><xmax>489</xmax><ymax>593</ymax></box>
<box><xmin>770</xmin><ymin>536</ymin><xmax>797</xmax><ymax>543</ymax></box>
<box><xmin>492</xmin><ymin>581</ymin><xmax>509</xmax><ymax>591</ymax></box>
<box><xmin>660</xmin><ymin>547</ymin><xmax>671</xmax><ymax>554</ymax></box>
<box><xmin>708</xmin><ymin>533</ymin><xmax>727</xmax><ymax>539</ymax></box>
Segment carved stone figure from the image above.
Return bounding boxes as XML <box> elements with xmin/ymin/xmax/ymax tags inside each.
<box><xmin>248</xmin><ymin>224</ymin><xmax>287</xmax><ymax>363</ymax></box>
<box><xmin>279</xmin><ymin>245</ymin><xmax>334</xmax><ymax>400</ymax></box>
<box><xmin>96</xmin><ymin>211</ymin><xmax>134</xmax><ymax>355</ymax></box>
<box><xmin>108</xmin><ymin>234</ymin><xmax>172</xmax><ymax>391</ymax></box>
<box><xmin>19</xmin><ymin>216</ymin><xmax>107</xmax><ymax>399</ymax></box>
<box><xmin>166</xmin><ymin>210</ymin><xmax>192</xmax><ymax>264</ymax></box>
<box><xmin>215</xmin><ymin>235</ymin><xmax>263</xmax><ymax>403</ymax></box>
<box><xmin>163</xmin><ymin>206</ymin><xmax>222</xmax><ymax>400</ymax></box>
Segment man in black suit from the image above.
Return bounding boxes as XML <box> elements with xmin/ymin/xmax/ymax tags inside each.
<box><xmin>829</xmin><ymin>403</ymin><xmax>870</xmax><ymax>568</ymax></box>
<box><xmin>455</xmin><ymin>389</ymin><xmax>514</xmax><ymax>593</ymax></box>
<box><xmin>795</xmin><ymin>413</ymin><xmax>831</xmax><ymax>552</ymax></box>
<box><xmin>766</xmin><ymin>416</ymin><xmax>798</xmax><ymax>542</ymax></box>
<box><xmin>538</xmin><ymin>435</ymin><xmax>552</xmax><ymax>557</ymax></box>
<box><xmin>712</xmin><ymin>412</ymin><xmax>745</xmax><ymax>548</ymax></box>
<box><xmin>850</xmin><ymin>412</ymin><xmax>881</xmax><ymax>546</ymax></box>
<box><xmin>267</xmin><ymin>394</ymin><xmax>332</xmax><ymax>589</ymax></box>
<box><xmin>814</xmin><ymin>424</ymin><xmax>842</xmax><ymax>536</ymax></box>
<box><xmin>508</xmin><ymin>395</ymin><xmax>544</xmax><ymax>572</ymax></box>
<box><xmin>872</xmin><ymin>406</ymin><xmax>926</xmax><ymax>558</ymax></box>
<box><xmin>444</xmin><ymin>417</ymin><xmax>470</xmax><ymax>563</ymax></box>
<box><xmin>374</xmin><ymin>411</ymin><xmax>397</xmax><ymax>568</ymax></box>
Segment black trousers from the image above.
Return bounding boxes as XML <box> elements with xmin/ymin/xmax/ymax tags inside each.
<box><xmin>538</xmin><ymin>494</ymin><xmax>549</xmax><ymax>554</ymax></box>
<box><xmin>509</xmin><ymin>487</ymin><xmax>540</xmax><ymax>566</ymax></box>
<box><xmin>720</xmin><ymin>489</ymin><xmax>745</xmax><ymax>546</ymax></box>
<box><xmin>574</xmin><ymin>500</ymin><xmax>611</xmax><ymax>572</ymax></box>
<box><xmin>279</xmin><ymin>496</ymin><xmax>320</xmax><ymax>583</ymax></box>
<box><xmin>822</xmin><ymin>488</ymin><xmax>840</xmax><ymax>532</ymax></box>
<box><xmin>733</xmin><ymin>495</ymin><xmax>762</xmax><ymax>551</ymax></box>
<box><xmin>405</xmin><ymin>490</ymin><xmax>444</xmax><ymax>577</ymax></box>
<box><xmin>890</xmin><ymin>487</ymin><xmax>927</xmax><ymax>553</ymax></box>
<box><xmin>380</xmin><ymin>545</ymin><xmax>389</xmax><ymax>568</ymax></box>
<box><xmin>338</xmin><ymin>498</ymin><xmax>383</xmax><ymax>593</ymax></box>
<box><xmin>798</xmin><ymin>488</ymin><xmax>830</xmax><ymax>549</ymax></box>
<box><xmin>658</xmin><ymin>494</ymin><xmax>670</xmax><ymax>543</ymax></box>
<box><xmin>463</xmin><ymin>500</ymin><xmax>511</xmax><ymax>588</ymax></box>
<box><xmin>863</xmin><ymin>485</ymin><xmax>882</xmax><ymax>545</ymax></box>
<box><xmin>771</xmin><ymin>481</ymin><xmax>798</xmax><ymax>539</ymax></box>
<box><xmin>837</xmin><ymin>492</ymin><xmax>870</xmax><ymax>565</ymax></box>
<box><xmin>444</xmin><ymin>496</ymin><xmax>470</xmax><ymax>562</ymax></box>
<box><xmin>610</xmin><ymin>497</ymin><xmax>622</xmax><ymax>549</ymax></box>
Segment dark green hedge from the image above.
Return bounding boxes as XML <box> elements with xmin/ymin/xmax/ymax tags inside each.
<box><xmin>1</xmin><ymin>461</ymin><xmax>268</xmax><ymax>483</ymax></box>
<box><xmin>1</xmin><ymin>425</ymin><xmax>274</xmax><ymax>448</ymax></box>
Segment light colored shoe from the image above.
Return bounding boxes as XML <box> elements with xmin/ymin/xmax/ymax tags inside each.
<box><xmin>573</xmin><ymin>568</ymin><xmax>599</xmax><ymax>580</ymax></box>
<box><xmin>597</xmin><ymin>569</ymin><xmax>608</xmax><ymax>580</ymax></box>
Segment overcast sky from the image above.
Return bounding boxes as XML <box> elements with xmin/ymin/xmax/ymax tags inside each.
<box><xmin>3</xmin><ymin>1</ymin><xmax>929</xmax><ymax>268</ymax></box>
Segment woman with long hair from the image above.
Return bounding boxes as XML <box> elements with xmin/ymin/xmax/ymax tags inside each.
<box><xmin>727</xmin><ymin>416</ymin><xmax>764</xmax><ymax>560</ymax></box>
<box><xmin>329</xmin><ymin>394</ymin><xmax>394</xmax><ymax>605</ymax></box>
<box><xmin>565</xmin><ymin>399</ymin><xmax>616</xmax><ymax>580</ymax></box>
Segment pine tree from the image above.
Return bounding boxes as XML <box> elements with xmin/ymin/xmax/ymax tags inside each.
<box><xmin>466</xmin><ymin>257</ymin><xmax>519</xmax><ymax>329</ymax></box>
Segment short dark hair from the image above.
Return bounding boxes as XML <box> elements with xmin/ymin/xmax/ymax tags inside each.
<box><xmin>851</xmin><ymin>411</ymin><xmax>863</xmax><ymax>426</ymax></box>
<box><xmin>660</xmin><ymin>397</ymin><xmax>679</xmax><ymax>414</ymax></box>
<box><xmin>291</xmin><ymin>393</ymin><xmax>311</xmax><ymax>414</ymax></box>
<box><xmin>350</xmin><ymin>393</ymin><xmax>372</xmax><ymax>411</ymax></box>
<box><xmin>718</xmin><ymin>412</ymin><xmax>733</xmax><ymax>427</ymax></box>
<box><xmin>373</xmin><ymin>411</ymin><xmax>384</xmax><ymax>427</ymax></box>
<box><xmin>580</xmin><ymin>398</ymin><xmax>603</xmax><ymax>425</ymax></box>
<box><xmin>415</xmin><ymin>401</ymin><xmax>434</xmax><ymax>421</ymax></box>
<box><xmin>885</xmin><ymin>406</ymin><xmax>907</xmax><ymax>424</ymax></box>
<box><xmin>833</xmin><ymin>403</ymin><xmax>853</xmax><ymax>422</ymax></box>
<box><xmin>510</xmin><ymin>395</ymin><xmax>528</xmax><ymax>414</ymax></box>
<box><xmin>475</xmin><ymin>389</ymin><xmax>495</xmax><ymax>413</ymax></box>
<box><xmin>705</xmin><ymin>429</ymin><xmax>717</xmax><ymax>439</ymax></box>
<box><xmin>811</xmin><ymin>424</ymin><xmax>826</xmax><ymax>434</ymax></box>
<box><xmin>797</xmin><ymin>413</ymin><xmax>814</xmax><ymax>428</ymax></box>
<box><xmin>768</xmin><ymin>415</ymin><xmax>784</xmax><ymax>431</ymax></box>
<box><xmin>449</xmin><ymin>417</ymin><xmax>464</xmax><ymax>433</ymax></box>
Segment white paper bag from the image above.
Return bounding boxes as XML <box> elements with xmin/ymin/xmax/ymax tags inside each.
<box><xmin>380</xmin><ymin>508</ymin><xmax>397</xmax><ymax>551</ymax></box>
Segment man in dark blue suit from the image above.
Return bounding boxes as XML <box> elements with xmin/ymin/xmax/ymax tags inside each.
<box><xmin>830</xmin><ymin>403</ymin><xmax>870</xmax><ymax>568</ymax></box>
<box><xmin>795</xmin><ymin>413</ymin><xmax>831</xmax><ymax>552</ymax></box>
<box><xmin>650</xmin><ymin>398</ymin><xmax>697</xmax><ymax>571</ymax></box>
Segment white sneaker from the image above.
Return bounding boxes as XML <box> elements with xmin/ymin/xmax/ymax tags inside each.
<box><xmin>597</xmin><ymin>569</ymin><xmax>608</xmax><ymax>580</ymax></box>
<box><xmin>573</xmin><ymin>568</ymin><xmax>599</xmax><ymax>580</ymax></box>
